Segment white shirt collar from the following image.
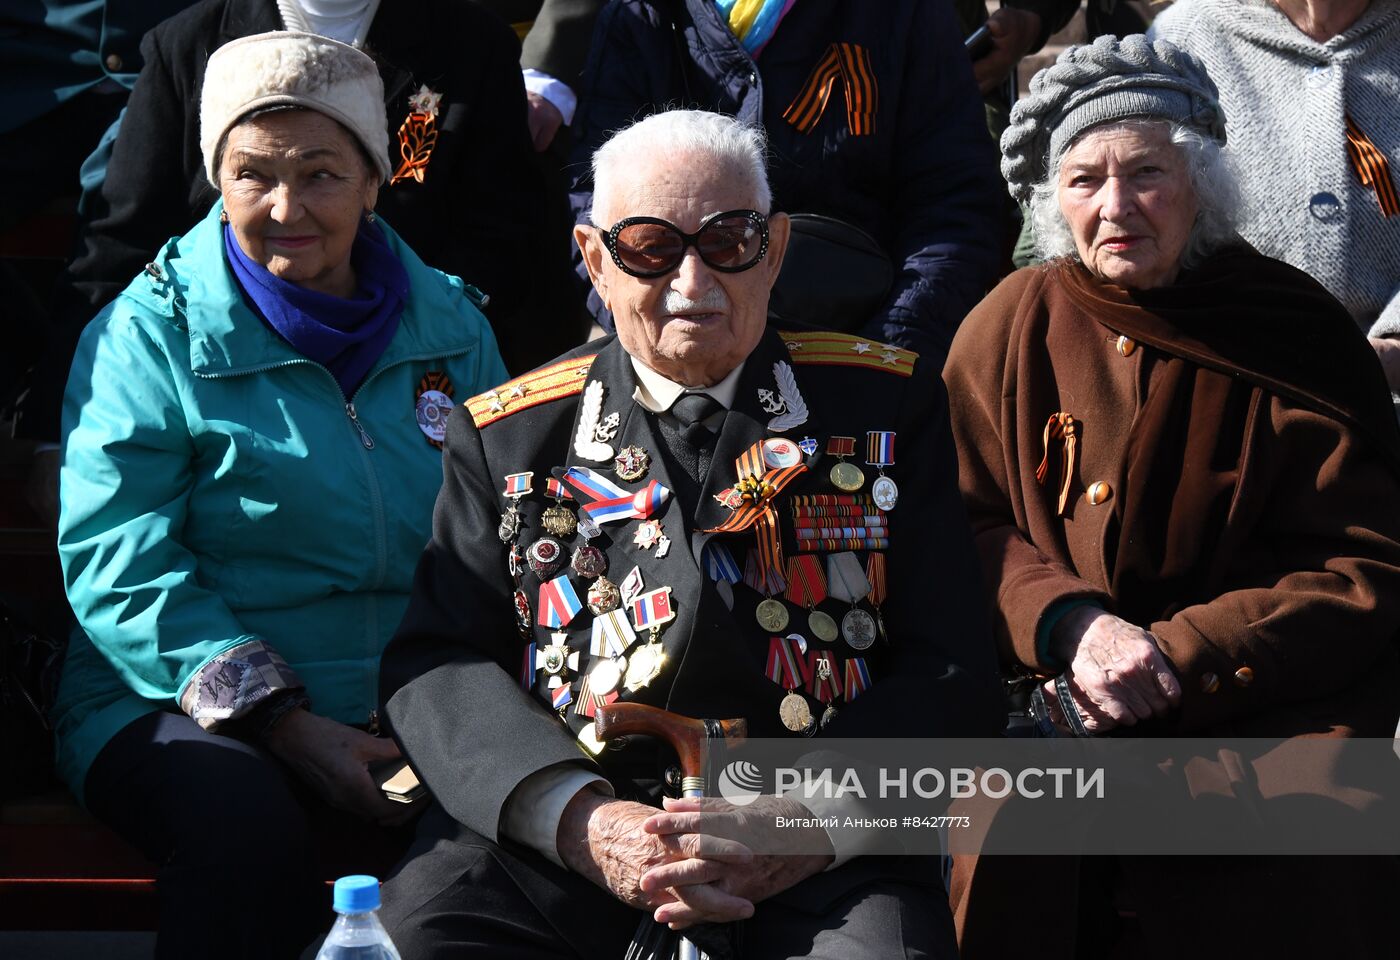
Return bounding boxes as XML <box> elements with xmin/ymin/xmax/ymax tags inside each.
<box><xmin>629</xmin><ymin>357</ymin><xmax>745</xmax><ymax>414</ymax></box>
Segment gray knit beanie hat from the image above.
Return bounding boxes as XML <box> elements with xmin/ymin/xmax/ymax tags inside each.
<box><xmin>1000</xmin><ymin>34</ymin><xmax>1225</xmax><ymax>204</ymax></box>
<box><xmin>200</xmin><ymin>31</ymin><xmax>390</xmax><ymax>186</ymax></box>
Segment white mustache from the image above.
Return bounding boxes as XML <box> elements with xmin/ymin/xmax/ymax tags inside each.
<box><xmin>662</xmin><ymin>287</ymin><xmax>729</xmax><ymax>315</ymax></box>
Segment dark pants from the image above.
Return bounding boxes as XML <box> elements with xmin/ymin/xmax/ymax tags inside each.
<box><xmin>379</xmin><ymin>804</ymin><xmax>957</xmax><ymax>959</ymax></box>
<box><xmin>84</xmin><ymin>710</ymin><xmax>409</xmax><ymax>960</ymax></box>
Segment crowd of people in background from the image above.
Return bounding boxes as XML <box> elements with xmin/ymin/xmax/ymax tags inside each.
<box><xmin>2</xmin><ymin>1</ymin><xmax>1398</xmax><ymax>958</ymax></box>
<box><xmin>5</xmin><ymin>1</ymin><xmax>1398</xmax><ymax>501</ymax></box>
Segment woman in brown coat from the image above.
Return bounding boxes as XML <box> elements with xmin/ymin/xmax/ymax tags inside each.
<box><xmin>943</xmin><ymin>35</ymin><xmax>1400</xmax><ymax>960</ymax></box>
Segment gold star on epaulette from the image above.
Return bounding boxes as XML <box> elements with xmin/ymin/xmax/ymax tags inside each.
<box><xmin>467</xmin><ymin>355</ymin><xmax>597</xmax><ymax>428</ymax></box>
<box><xmin>777</xmin><ymin>330</ymin><xmax>918</xmax><ymax>377</ymax></box>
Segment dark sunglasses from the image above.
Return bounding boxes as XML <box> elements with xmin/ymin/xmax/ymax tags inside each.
<box><xmin>600</xmin><ymin>209</ymin><xmax>769</xmax><ymax>278</ymax></box>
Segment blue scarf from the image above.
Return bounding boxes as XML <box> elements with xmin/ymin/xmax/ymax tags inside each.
<box><xmin>223</xmin><ymin>217</ymin><xmax>410</xmax><ymax>397</ymax></box>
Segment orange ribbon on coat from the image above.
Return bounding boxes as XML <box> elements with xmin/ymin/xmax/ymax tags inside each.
<box><xmin>782</xmin><ymin>42</ymin><xmax>879</xmax><ymax>136</ymax></box>
<box><xmin>704</xmin><ymin>442</ymin><xmax>808</xmax><ymax>595</ymax></box>
<box><xmin>1345</xmin><ymin>114</ymin><xmax>1399</xmax><ymax>218</ymax></box>
<box><xmin>1035</xmin><ymin>412</ymin><xmax>1078</xmax><ymax>517</ymax></box>
<box><xmin>391</xmin><ymin>112</ymin><xmax>439</xmax><ymax>186</ymax></box>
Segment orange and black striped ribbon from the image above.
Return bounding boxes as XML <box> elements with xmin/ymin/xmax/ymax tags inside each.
<box><xmin>1034</xmin><ymin>412</ymin><xmax>1078</xmax><ymax>517</ymax></box>
<box><xmin>865</xmin><ymin>552</ymin><xmax>886</xmax><ymax>607</ymax></box>
<box><xmin>704</xmin><ymin>441</ymin><xmax>808</xmax><ymax>594</ymax></box>
<box><xmin>392</xmin><ymin>111</ymin><xmax>439</xmax><ymax>186</ymax></box>
<box><xmin>1345</xmin><ymin>114</ymin><xmax>1399</xmax><ymax>218</ymax></box>
<box><xmin>783</xmin><ymin>42</ymin><xmax>878</xmax><ymax>136</ymax></box>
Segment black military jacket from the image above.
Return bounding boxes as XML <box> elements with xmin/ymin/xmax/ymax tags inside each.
<box><xmin>382</xmin><ymin>326</ymin><xmax>1002</xmax><ymax>839</ymax></box>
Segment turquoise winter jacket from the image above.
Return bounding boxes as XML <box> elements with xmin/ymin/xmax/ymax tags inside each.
<box><xmin>53</xmin><ymin>203</ymin><xmax>508</xmax><ymax>800</ymax></box>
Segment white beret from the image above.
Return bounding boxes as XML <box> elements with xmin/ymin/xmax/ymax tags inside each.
<box><xmin>200</xmin><ymin>30</ymin><xmax>390</xmax><ymax>186</ymax></box>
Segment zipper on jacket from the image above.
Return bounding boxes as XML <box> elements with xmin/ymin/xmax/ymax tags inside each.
<box><xmin>345</xmin><ymin>402</ymin><xmax>375</xmax><ymax>449</ymax></box>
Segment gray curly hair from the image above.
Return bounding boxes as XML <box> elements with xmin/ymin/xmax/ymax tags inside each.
<box><xmin>1027</xmin><ymin>118</ymin><xmax>1241</xmax><ymax>268</ymax></box>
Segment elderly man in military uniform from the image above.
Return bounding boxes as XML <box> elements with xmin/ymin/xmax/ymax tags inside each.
<box><xmin>376</xmin><ymin>109</ymin><xmax>1003</xmax><ymax>958</ymax></box>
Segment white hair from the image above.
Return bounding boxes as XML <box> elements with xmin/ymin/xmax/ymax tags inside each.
<box><xmin>1028</xmin><ymin>119</ymin><xmax>1240</xmax><ymax>270</ymax></box>
<box><xmin>589</xmin><ymin>110</ymin><xmax>772</xmax><ymax>227</ymax></box>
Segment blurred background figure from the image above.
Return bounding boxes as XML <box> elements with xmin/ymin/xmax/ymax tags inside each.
<box><xmin>1151</xmin><ymin>0</ymin><xmax>1400</xmax><ymax>392</ymax></box>
<box><xmin>0</xmin><ymin>0</ymin><xmax>193</xmax><ymax>511</ymax></box>
<box><xmin>53</xmin><ymin>32</ymin><xmax>506</xmax><ymax>958</ymax></box>
<box><xmin>483</xmin><ymin>0</ymin><xmax>607</xmax><ymax>153</ymax></box>
<box><xmin>17</xmin><ymin>0</ymin><xmax>583</xmax><ymax>529</ymax></box>
<box><xmin>568</xmin><ymin>0</ymin><xmax>1005</xmax><ymax>362</ymax></box>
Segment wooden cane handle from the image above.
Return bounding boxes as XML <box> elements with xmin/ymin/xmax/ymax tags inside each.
<box><xmin>595</xmin><ymin>703</ymin><xmax>745</xmax><ymax>779</ymax></box>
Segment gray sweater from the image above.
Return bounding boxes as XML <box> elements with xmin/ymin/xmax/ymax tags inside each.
<box><xmin>1152</xmin><ymin>0</ymin><xmax>1400</xmax><ymax>335</ymax></box>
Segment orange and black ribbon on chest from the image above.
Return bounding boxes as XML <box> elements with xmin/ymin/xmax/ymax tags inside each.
<box><xmin>1345</xmin><ymin>114</ymin><xmax>1398</xmax><ymax>218</ymax></box>
<box><xmin>1035</xmin><ymin>412</ymin><xmax>1078</xmax><ymax>517</ymax></box>
<box><xmin>783</xmin><ymin>42</ymin><xmax>879</xmax><ymax>136</ymax></box>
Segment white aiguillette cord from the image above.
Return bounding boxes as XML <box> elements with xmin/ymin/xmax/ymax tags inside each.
<box><xmin>825</xmin><ymin>551</ymin><xmax>869</xmax><ymax>604</ymax></box>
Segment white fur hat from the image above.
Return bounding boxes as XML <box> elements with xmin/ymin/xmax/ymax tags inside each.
<box><xmin>200</xmin><ymin>30</ymin><xmax>390</xmax><ymax>186</ymax></box>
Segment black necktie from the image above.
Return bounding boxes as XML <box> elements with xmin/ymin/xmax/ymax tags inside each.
<box><xmin>662</xmin><ymin>392</ymin><xmax>725</xmax><ymax>485</ymax></box>
<box><xmin>671</xmin><ymin>392</ymin><xmax>725</xmax><ymax>448</ymax></box>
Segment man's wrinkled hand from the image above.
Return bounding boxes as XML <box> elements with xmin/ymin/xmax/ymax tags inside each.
<box><xmin>971</xmin><ymin>9</ymin><xmax>1043</xmax><ymax>95</ymax></box>
<box><xmin>557</xmin><ymin>790</ymin><xmax>741</xmax><ymax>914</ymax></box>
<box><xmin>1047</xmin><ymin>608</ymin><xmax>1182</xmax><ymax>733</ymax></box>
<box><xmin>639</xmin><ymin>794</ymin><xmax>834</xmax><ymax>929</ymax></box>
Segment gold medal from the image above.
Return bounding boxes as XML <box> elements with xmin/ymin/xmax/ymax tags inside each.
<box><xmin>755</xmin><ymin>598</ymin><xmax>790</xmax><ymax>632</ymax></box>
<box><xmin>807</xmin><ymin>609</ymin><xmax>839</xmax><ymax>644</ymax></box>
<box><xmin>830</xmin><ymin>460</ymin><xmax>865</xmax><ymax>492</ymax></box>
<box><xmin>779</xmin><ymin>691</ymin><xmax>814</xmax><ymax>733</ymax></box>
<box><xmin>586</xmin><ymin>576</ymin><xmax>621</xmax><ymax>615</ymax></box>
<box><xmin>624</xmin><ymin>641</ymin><xmax>666</xmax><ymax>691</ymax></box>
<box><xmin>541</xmin><ymin>502</ymin><xmax>577</xmax><ymax>537</ymax></box>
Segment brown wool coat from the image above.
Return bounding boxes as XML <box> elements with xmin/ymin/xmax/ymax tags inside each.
<box><xmin>945</xmin><ymin>256</ymin><xmax>1400</xmax><ymax>738</ymax></box>
<box><xmin>942</xmin><ymin>254</ymin><xmax>1400</xmax><ymax>959</ymax></box>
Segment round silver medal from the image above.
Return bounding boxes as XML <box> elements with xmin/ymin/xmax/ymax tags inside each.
<box><xmin>842</xmin><ymin>608</ymin><xmax>878</xmax><ymax>650</ymax></box>
<box><xmin>871</xmin><ymin>474</ymin><xmax>899</xmax><ymax>511</ymax></box>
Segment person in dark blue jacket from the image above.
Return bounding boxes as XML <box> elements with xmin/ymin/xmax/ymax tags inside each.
<box><xmin>569</xmin><ymin>0</ymin><xmax>1005</xmax><ymax>361</ymax></box>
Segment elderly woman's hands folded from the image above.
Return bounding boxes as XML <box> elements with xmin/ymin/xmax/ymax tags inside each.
<box><xmin>1045</xmin><ymin>608</ymin><xmax>1182</xmax><ymax>734</ymax></box>
<box><xmin>265</xmin><ymin>708</ymin><xmax>417</xmax><ymax>826</ymax></box>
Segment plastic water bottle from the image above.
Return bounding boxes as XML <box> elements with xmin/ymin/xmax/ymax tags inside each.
<box><xmin>315</xmin><ymin>875</ymin><xmax>402</xmax><ymax>960</ymax></box>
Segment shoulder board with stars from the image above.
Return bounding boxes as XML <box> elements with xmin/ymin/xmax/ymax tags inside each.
<box><xmin>777</xmin><ymin>330</ymin><xmax>917</xmax><ymax>378</ymax></box>
<box><xmin>467</xmin><ymin>355</ymin><xmax>596</xmax><ymax>428</ymax></box>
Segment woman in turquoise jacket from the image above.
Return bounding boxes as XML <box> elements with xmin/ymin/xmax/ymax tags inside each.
<box><xmin>53</xmin><ymin>32</ymin><xmax>508</xmax><ymax>958</ymax></box>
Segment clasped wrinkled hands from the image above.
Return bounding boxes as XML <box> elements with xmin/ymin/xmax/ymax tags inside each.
<box><xmin>560</xmin><ymin>790</ymin><xmax>834</xmax><ymax>929</ymax></box>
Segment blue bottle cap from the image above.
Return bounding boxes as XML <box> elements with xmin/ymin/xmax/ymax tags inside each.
<box><xmin>332</xmin><ymin>875</ymin><xmax>381</xmax><ymax>914</ymax></box>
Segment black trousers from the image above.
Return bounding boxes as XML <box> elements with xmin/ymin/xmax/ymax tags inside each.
<box><xmin>378</xmin><ymin>804</ymin><xmax>957</xmax><ymax>960</ymax></box>
<box><xmin>84</xmin><ymin>710</ymin><xmax>411</xmax><ymax>960</ymax></box>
